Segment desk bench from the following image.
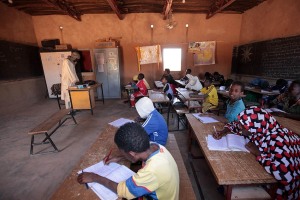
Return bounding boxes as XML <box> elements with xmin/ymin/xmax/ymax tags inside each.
<box><xmin>166</xmin><ymin>134</ymin><xmax>197</xmax><ymax>200</ymax></box>
<box><xmin>28</xmin><ymin>108</ymin><xmax>77</xmax><ymax>155</ymax></box>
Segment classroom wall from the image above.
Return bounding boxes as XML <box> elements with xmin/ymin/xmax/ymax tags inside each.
<box><xmin>239</xmin><ymin>0</ymin><xmax>300</xmax><ymax>44</ymax></box>
<box><xmin>0</xmin><ymin>2</ymin><xmax>37</xmax><ymax>44</ymax></box>
<box><xmin>32</xmin><ymin>13</ymin><xmax>242</xmax><ymax>86</ymax></box>
<box><xmin>0</xmin><ymin>2</ymin><xmax>47</xmax><ymax>114</ymax></box>
<box><xmin>233</xmin><ymin>0</ymin><xmax>300</xmax><ymax>83</ymax></box>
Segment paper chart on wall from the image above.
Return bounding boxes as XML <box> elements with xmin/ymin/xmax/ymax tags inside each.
<box><xmin>95</xmin><ymin>52</ymin><xmax>105</xmax><ymax>72</ymax></box>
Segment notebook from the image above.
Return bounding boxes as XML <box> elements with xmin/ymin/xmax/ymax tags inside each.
<box><xmin>109</xmin><ymin>118</ymin><xmax>134</xmax><ymax>128</ymax></box>
<box><xmin>207</xmin><ymin>134</ymin><xmax>249</xmax><ymax>152</ymax></box>
<box><xmin>79</xmin><ymin>161</ymin><xmax>135</xmax><ymax>200</ymax></box>
<box><xmin>192</xmin><ymin>113</ymin><xmax>219</xmax><ymax>123</ymax></box>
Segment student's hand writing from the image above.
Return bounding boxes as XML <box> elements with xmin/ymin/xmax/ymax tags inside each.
<box><xmin>77</xmin><ymin>172</ymin><xmax>98</xmax><ymax>184</ymax></box>
<box><xmin>212</xmin><ymin>131</ymin><xmax>227</xmax><ymax>140</ymax></box>
<box><xmin>103</xmin><ymin>155</ymin><xmax>123</xmax><ymax>165</ymax></box>
<box><xmin>245</xmin><ymin>142</ymin><xmax>261</xmax><ymax>156</ymax></box>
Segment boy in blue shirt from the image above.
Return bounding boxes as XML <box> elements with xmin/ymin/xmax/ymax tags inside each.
<box><xmin>225</xmin><ymin>81</ymin><xmax>245</xmax><ymax>122</ymax></box>
<box><xmin>135</xmin><ymin>97</ymin><xmax>168</xmax><ymax>145</ymax></box>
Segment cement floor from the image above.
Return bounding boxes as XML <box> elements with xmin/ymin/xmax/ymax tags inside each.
<box><xmin>0</xmin><ymin>99</ymin><xmax>223</xmax><ymax>200</ymax></box>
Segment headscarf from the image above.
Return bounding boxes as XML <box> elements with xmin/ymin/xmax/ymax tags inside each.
<box><xmin>135</xmin><ymin>97</ymin><xmax>155</xmax><ymax>119</ymax></box>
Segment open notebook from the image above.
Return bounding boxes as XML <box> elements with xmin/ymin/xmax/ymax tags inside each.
<box><xmin>207</xmin><ymin>134</ymin><xmax>249</xmax><ymax>152</ymax></box>
<box><xmin>78</xmin><ymin>161</ymin><xmax>135</xmax><ymax>200</ymax></box>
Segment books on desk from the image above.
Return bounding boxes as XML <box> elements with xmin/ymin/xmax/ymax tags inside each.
<box><xmin>109</xmin><ymin>118</ymin><xmax>134</xmax><ymax>128</ymax></box>
<box><xmin>207</xmin><ymin>134</ymin><xmax>249</xmax><ymax>152</ymax></box>
<box><xmin>79</xmin><ymin>161</ymin><xmax>135</xmax><ymax>200</ymax></box>
<box><xmin>192</xmin><ymin>113</ymin><xmax>219</xmax><ymax>123</ymax></box>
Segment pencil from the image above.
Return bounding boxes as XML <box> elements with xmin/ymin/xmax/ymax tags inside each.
<box><xmin>213</xmin><ymin>126</ymin><xmax>217</xmax><ymax>134</ymax></box>
<box><xmin>82</xmin><ymin>170</ymin><xmax>89</xmax><ymax>189</ymax></box>
<box><xmin>104</xmin><ymin>149</ymin><xmax>112</xmax><ymax>163</ymax></box>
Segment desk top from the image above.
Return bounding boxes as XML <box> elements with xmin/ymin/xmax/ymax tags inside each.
<box><xmin>186</xmin><ymin>114</ymin><xmax>276</xmax><ymax>186</ymax></box>
<box><xmin>175</xmin><ymin>79</ymin><xmax>186</xmax><ymax>86</ymax></box>
<box><xmin>245</xmin><ymin>87</ymin><xmax>280</xmax><ymax>96</ymax></box>
<box><xmin>68</xmin><ymin>83</ymin><xmax>100</xmax><ymax>91</ymax></box>
<box><xmin>154</xmin><ymin>81</ymin><xmax>164</xmax><ymax>88</ymax></box>
<box><xmin>148</xmin><ymin>90</ymin><xmax>169</xmax><ymax>103</ymax></box>
<box><xmin>176</xmin><ymin>88</ymin><xmax>205</xmax><ymax>101</ymax></box>
<box><xmin>51</xmin><ymin>125</ymin><xmax>130</xmax><ymax>200</ymax></box>
<box><xmin>275</xmin><ymin>116</ymin><xmax>300</xmax><ymax>135</ymax></box>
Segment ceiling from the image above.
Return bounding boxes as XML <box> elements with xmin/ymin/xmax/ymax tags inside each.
<box><xmin>1</xmin><ymin>0</ymin><xmax>266</xmax><ymax>21</ymax></box>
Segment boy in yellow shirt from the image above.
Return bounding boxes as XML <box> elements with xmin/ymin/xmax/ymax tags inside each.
<box><xmin>77</xmin><ymin>123</ymin><xmax>179</xmax><ymax>200</ymax></box>
<box><xmin>200</xmin><ymin>78</ymin><xmax>218</xmax><ymax>113</ymax></box>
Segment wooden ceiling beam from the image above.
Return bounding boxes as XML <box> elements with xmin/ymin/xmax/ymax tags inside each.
<box><xmin>41</xmin><ymin>0</ymin><xmax>82</xmax><ymax>21</ymax></box>
<box><xmin>104</xmin><ymin>0</ymin><xmax>124</xmax><ymax>20</ymax></box>
<box><xmin>162</xmin><ymin>0</ymin><xmax>173</xmax><ymax>20</ymax></box>
<box><xmin>206</xmin><ymin>0</ymin><xmax>237</xmax><ymax>19</ymax></box>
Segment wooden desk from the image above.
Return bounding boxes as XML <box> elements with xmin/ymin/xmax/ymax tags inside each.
<box><xmin>186</xmin><ymin>114</ymin><xmax>276</xmax><ymax>199</ymax></box>
<box><xmin>175</xmin><ymin>79</ymin><xmax>186</xmax><ymax>86</ymax></box>
<box><xmin>217</xmin><ymin>90</ymin><xmax>230</xmax><ymax>98</ymax></box>
<box><xmin>154</xmin><ymin>81</ymin><xmax>164</xmax><ymax>89</ymax></box>
<box><xmin>275</xmin><ymin>116</ymin><xmax>300</xmax><ymax>135</ymax></box>
<box><xmin>51</xmin><ymin>125</ymin><xmax>130</xmax><ymax>200</ymax></box>
<box><xmin>148</xmin><ymin>90</ymin><xmax>169</xmax><ymax>103</ymax></box>
<box><xmin>176</xmin><ymin>88</ymin><xmax>205</xmax><ymax>111</ymax></box>
<box><xmin>245</xmin><ymin>87</ymin><xmax>280</xmax><ymax>96</ymax></box>
<box><xmin>68</xmin><ymin>84</ymin><xmax>99</xmax><ymax>115</ymax></box>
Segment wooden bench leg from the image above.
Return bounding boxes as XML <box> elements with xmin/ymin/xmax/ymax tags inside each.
<box><xmin>44</xmin><ymin>132</ymin><xmax>59</xmax><ymax>152</ymax></box>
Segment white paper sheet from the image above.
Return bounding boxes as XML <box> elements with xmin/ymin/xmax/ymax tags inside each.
<box><xmin>78</xmin><ymin>161</ymin><xmax>135</xmax><ymax>200</ymax></box>
<box><xmin>109</xmin><ymin>118</ymin><xmax>134</xmax><ymax>128</ymax></box>
<box><xmin>192</xmin><ymin>113</ymin><xmax>219</xmax><ymax>123</ymax></box>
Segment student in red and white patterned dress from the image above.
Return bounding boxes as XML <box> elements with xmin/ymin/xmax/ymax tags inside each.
<box><xmin>214</xmin><ymin>107</ymin><xmax>300</xmax><ymax>200</ymax></box>
<box><xmin>130</xmin><ymin>73</ymin><xmax>148</xmax><ymax>107</ymax></box>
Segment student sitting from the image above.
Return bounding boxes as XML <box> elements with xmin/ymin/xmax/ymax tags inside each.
<box><xmin>200</xmin><ymin>78</ymin><xmax>218</xmax><ymax>113</ymax></box>
<box><xmin>224</xmin><ymin>81</ymin><xmax>245</xmax><ymax>122</ymax></box>
<box><xmin>78</xmin><ymin>122</ymin><xmax>179</xmax><ymax>200</ymax></box>
<box><xmin>136</xmin><ymin>97</ymin><xmax>168</xmax><ymax>145</ymax></box>
<box><xmin>161</xmin><ymin>75</ymin><xmax>174</xmax><ymax>101</ymax></box>
<box><xmin>269</xmin><ymin>79</ymin><xmax>300</xmax><ymax>120</ymax></box>
<box><xmin>180</xmin><ymin>68</ymin><xmax>191</xmax><ymax>82</ymax></box>
<box><xmin>212</xmin><ymin>71</ymin><xmax>225</xmax><ymax>85</ymax></box>
<box><xmin>213</xmin><ymin>107</ymin><xmax>300</xmax><ymax>200</ymax></box>
<box><xmin>185</xmin><ymin>74</ymin><xmax>203</xmax><ymax>91</ymax></box>
<box><xmin>163</xmin><ymin>68</ymin><xmax>177</xmax><ymax>85</ymax></box>
<box><xmin>130</xmin><ymin>73</ymin><xmax>148</xmax><ymax>107</ymax></box>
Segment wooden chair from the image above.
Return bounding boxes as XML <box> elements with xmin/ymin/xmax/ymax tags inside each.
<box><xmin>28</xmin><ymin>109</ymin><xmax>77</xmax><ymax>155</ymax></box>
<box><xmin>167</xmin><ymin>98</ymin><xmax>189</xmax><ymax>131</ymax></box>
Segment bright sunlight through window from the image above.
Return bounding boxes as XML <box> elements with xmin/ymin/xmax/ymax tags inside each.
<box><xmin>163</xmin><ymin>48</ymin><xmax>182</xmax><ymax>71</ymax></box>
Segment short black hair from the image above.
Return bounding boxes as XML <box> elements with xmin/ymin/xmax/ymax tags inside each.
<box><xmin>205</xmin><ymin>77</ymin><xmax>213</xmax><ymax>83</ymax></box>
<box><xmin>231</xmin><ymin>81</ymin><xmax>245</xmax><ymax>92</ymax></box>
<box><xmin>165</xmin><ymin>68</ymin><xmax>170</xmax><ymax>74</ymax></box>
<box><xmin>114</xmin><ymin>123</ymin><xmax>150</xmax><ymax>153</ymax></box>
<box><xmin>186</xmin><ymin>69</ymin><xmax>191</xmax><ymax>74</ymax></box>
<box><xmin>138</xmin><ymin>73</ymin><xmax>144</xmax><ymax>80</ymax></box>
<box><xmin>289</xmin><ymin>79</ymin><xmax>300</xmax><ymax>92</ymax></box>
<box><xmin>161</xmin><ymin>75</ymin><xmax>169</xmax><ymax>82</ymax></box>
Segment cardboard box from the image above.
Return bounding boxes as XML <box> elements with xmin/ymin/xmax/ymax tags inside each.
<box><xmin>95</xmin><ymin>41</ymin><xmax>119</xmax><ymax>48</ymax></box>
<box><xmin>55</xmin><ymin>44</ymin><xmax>72</xmax><ymax>50</ymax></box>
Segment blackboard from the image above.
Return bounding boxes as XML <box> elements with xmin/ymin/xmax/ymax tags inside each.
<box><xmin>231</xmin><ymin>35</ymin><xmax>300</xmax><ymax>79</ymax></box>
<box><xmin>0</xmin><ymin>40</ymin><xmax>43</xmax><ymax>80</ymax></box>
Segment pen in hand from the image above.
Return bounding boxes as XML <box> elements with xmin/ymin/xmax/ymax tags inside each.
<box><xmin>81</xmin><ymin>170</ymin><xmax>89</xmax><ymax>189</ymax></box>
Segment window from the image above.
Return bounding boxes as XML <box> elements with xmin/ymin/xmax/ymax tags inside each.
<box><xmin>163</xmin><ymin>48</ymin><xmax>182</xmax><ymax>71</ymax></box>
